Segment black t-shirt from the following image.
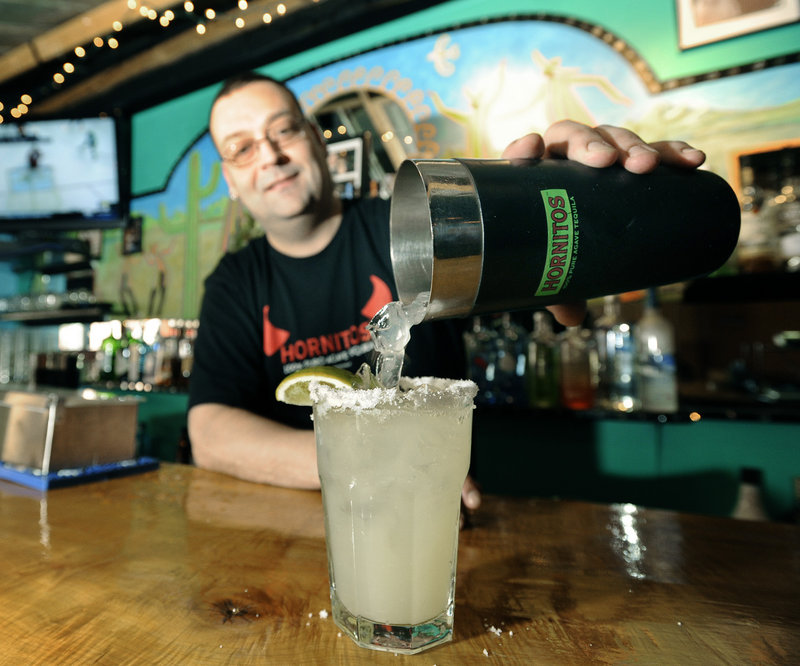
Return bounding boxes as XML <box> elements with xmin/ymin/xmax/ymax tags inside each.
<box><xmin>188</xmin><ymin>197</ymin><xmax>465</xmax><ymax>429</ymax></box>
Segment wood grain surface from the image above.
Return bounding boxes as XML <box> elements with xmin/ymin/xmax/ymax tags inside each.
<box><xmin>1</xmin><ymin>463</ymin><xmax>798</xmax><ymax>664</ymax></box>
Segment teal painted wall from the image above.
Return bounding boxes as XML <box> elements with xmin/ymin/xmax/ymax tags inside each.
<box><xmin>472</xmin><ymin>412</ymin><xmax>799</xmax><ymax>521</ymax></box>
<box><xmin>131</xmin><ymin>0</ymin><xmax>800</xmax><ymax>195</ymax></box>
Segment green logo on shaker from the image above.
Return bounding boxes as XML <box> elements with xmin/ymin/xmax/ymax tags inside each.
<box><xmin>536</xmin><ymin>189</ymin><xmax>576</xmax><ymax>296</ymax></box>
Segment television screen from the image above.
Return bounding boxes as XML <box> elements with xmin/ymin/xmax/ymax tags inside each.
<box><xmin>0</xmin><ymin>116</ymin><xmax>128</xmax><ymax>231</ymax></box>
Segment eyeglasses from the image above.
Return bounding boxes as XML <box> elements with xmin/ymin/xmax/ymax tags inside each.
<box><xmin>221</xmin><ymin>116</ymin><xmax>307</xmax><ymax>167</ymax></box>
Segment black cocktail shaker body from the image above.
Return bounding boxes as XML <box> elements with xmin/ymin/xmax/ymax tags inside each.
<box><xmin>390</xmin><ymin>158</ymin><xmax>741</xmax><ymax>320</ymax></box>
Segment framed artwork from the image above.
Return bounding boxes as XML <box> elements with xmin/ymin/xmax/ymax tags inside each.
<box><xmin>327</xmin><ymin>137</ymin><xmax>367</xmax><ymax>199</ymax></box>
<box><xmin>677</xmin><ymin>0</ymin><xmax>800</xmax><ymax>49</ymax></box>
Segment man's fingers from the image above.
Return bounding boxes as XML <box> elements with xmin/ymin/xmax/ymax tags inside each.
<box><xmin>501</xmin><ymin>132</ymin><xmax>546</xmax><ymax>160</ymax></box>
<box><xmin>542</xmin><ymin>120</ymin><xmax>619</xmax><ymax>167</ymax></box>
<box><xmin>648</xmin><ymin>140</ymin><xmax>706</xmax><ymax>168</ymax></box>
<box><xmin>546</xmin><ymin>303</ymin><xmax>587</xmax><ymax>327</ymax></box>
<box><xmin>462</xmin><ymin>475</ymin><xmax>481</xmax><ymax>510</ymax></box>
<box><xmin>541</xmin><ymin>120</ymin><xmax>706</xmax><ymax>174</ymax></box>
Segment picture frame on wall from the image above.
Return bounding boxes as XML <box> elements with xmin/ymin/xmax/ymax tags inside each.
<box><xmin>677</xmin><ymin>0</ymin><xmax>800</xmax><ymax>49</ymax></box>
<box><xmin>326</xmin><ymin>137</ymin><xmax>367</xmax><ymax>200</ymax></box>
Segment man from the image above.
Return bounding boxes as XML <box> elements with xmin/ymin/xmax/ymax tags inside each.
<box><xmin>188</xmin><ymin>72</ymin><xmax>706</xmax><ymax>509</ymax></box>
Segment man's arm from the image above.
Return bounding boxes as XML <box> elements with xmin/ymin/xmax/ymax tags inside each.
<box><xmin>188</xmin><ymin>403</ymin><xmax>320</xmax><ymax>489</ymax></box>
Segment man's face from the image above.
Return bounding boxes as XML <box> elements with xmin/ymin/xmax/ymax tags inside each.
<box><xmin>210</xmin><ymin>81</ymin><xmax>332</xmax><ymax>230</ymax></box>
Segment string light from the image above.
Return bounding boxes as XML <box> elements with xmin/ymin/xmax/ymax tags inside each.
<box><xmin>1</xmin><ymin>0</ymin><xmax>320</xmax><ymax>120</ymax></box>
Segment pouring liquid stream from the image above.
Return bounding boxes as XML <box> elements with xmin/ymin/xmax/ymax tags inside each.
<box><xmin>366</xmin><ymin>293</ymin><xmax>429</xmax><ymax>388</ymax></box>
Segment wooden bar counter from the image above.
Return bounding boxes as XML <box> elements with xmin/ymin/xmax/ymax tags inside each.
<box><xmin>1</xmin><ymin>463</ymin><xmax>798</xmax><ymax>664</ymax></box>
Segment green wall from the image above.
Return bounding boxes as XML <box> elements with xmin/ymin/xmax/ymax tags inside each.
<box><xmin>131</xmin><ymin>0</ymin><xmax>800</xmax><ymax>195</ymax></box>
<box><xmin>472</xmin><ymin>411</ymin><xmax>800</xmax><ymax>521</ymax></box>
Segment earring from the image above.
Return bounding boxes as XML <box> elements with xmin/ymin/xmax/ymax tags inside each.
<box><xmin>229</xmin><ymin>191</ymin><xmax>239</xmax><ymax>201</ymax></box>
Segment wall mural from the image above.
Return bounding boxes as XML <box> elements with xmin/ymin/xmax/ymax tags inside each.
<box><xmin>95</xmin><ymin>19</ymin><xmax>800</xmax><ymax>319</ymax></box>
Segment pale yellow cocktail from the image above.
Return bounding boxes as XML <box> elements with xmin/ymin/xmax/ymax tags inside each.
<box><xmin>311</xmin><ymin>376</ymin><xmax>477</xmax><ymax>654</ymax></box>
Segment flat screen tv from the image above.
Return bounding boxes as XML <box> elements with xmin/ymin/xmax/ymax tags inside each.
<box><xmin>0</xmin><ymin>115</ymin><xmax>129</xmax><ymax>232</ymax></box>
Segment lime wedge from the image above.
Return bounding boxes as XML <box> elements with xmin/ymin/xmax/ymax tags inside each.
<box><xmin>275</xmin><ymin>366</ymin><xmax>358</xmax><ymax>406</ymax></box>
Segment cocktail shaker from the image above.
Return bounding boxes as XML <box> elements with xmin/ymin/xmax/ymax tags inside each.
<box><xmin>390</xmin><ymin>158</ymin><xmax>740</xmax><ymax>321</ymax></box>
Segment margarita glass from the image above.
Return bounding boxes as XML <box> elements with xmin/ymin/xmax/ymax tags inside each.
<box><xmin>311</xmin><ymin>376</ymin><xmax>477</xmax><ymax>654</ymax></box>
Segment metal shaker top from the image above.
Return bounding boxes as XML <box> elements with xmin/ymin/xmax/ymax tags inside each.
<box><xmin>390</xmin><ymin>159</ymin><xmax>483</xmax><ymax>321</ymax></box>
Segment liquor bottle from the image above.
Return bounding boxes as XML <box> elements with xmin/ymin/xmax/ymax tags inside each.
<box><xmin>463</xmin><ymin>316</ymin><xmax>498</xmax><ymax>405</ymax></box>
<box><xmin>390</xmin><ymin>158</ymin><xmax>741</xmax><ymax>321</ymax></box>
<box><xmin>99</xmin><ymin>325</ymin><xmax>121</xmax><ymax>381</ymax></box>
<box><xmin>558</xmin><ymin>325</ymin><xmax>596</xmax><ymax>411</ymax></box>
<box><xmin>526</xmin><ymin>310</ymin><xmax>559</xmax><ymax>408</ymax></box>
<box><xmin>491</xmin><ymin>312</ymin><xmax>527</xmax><ymax>405</ymax></box>
<box><xmin>126</xmin><ymin>321</ymin><xmax>151</xmax><ymax>384</ymax></box>
<box><xmin>634</xmin><ymin>289</ymin><xmax>678</xmax><ymax>413</ymax></box>
<box><xmin>731</xmin><ymin>467</ymin><xmax>769</xmax><ymax>521</ymax></box>
<box><xmin>594</xmin><ymin>295</ymin><xmax>639</xmax><ymax>413</ymax></box>
<box><xmin>774</xmin><ymin>150</ymin><xmax>800</xmax><ymax>272</ymax></box>
<box><xmin>178</xmin><ymin>320</ymin><xmax>197</xmax><ymax>388</ymax></box>
<box><xmin>115</xmin><ymin>323</ymin><xmax>131</xmax><ymax>383</ymax></box>
<box><xmin>737</xmin><ymin>157</ymin><xmax>780</xmax><ymax>273</ymax></box>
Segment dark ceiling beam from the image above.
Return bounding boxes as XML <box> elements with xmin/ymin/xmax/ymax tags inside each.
<box><xmin>4</xmin><ymin>0</ymin><xmax>451</xmax><ymax>119</ymax></box>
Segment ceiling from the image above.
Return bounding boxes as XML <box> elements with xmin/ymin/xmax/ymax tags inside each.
<box><xmin>0</xmin><ymin>0</ymin><xmax>448</xmax><ymax>121</ymax></box>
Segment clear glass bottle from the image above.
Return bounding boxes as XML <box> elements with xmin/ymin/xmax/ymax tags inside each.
<box><xmin>731</xmin><ymin>467</ymin><xmax>769</xmax><ymax>521</ymax></box>
<box><xmin>558</xmin><ymin>325</ymin><xmax>596</xmax><ymax>411</ymax></box>
<box><xmin>634</xmin><ymin>289</ymin><xmax>678</xmax><ymax>413</ymax></box>
<box><xmin>463</xmin><ymin>316</ymin><xmax>497</xmax><ymax>405</ymax></box>
<box><xmin>526</xmin><ymin>310</ymin><xmax>559</xmax><ymax>409</ymax></box>
<box><xmin>774</xmin><ymin>150</ymin><xmax>800</xmax><ymax>272</ymax></box>
<box><xmin>126</xmin><ymin>321</ymin><xmax>151</xmax><ymax>384</ymax></box>
<box><xmin>492</xmin><ymin>312</ymin><xmax>527</xmax><ymax>405</ymax></box>
<box><xmin>594</xmin><ymin>295</ymin><xmax>639</xmax><ymax>413</ymax></box>
<box><xmin>736</xmin><ymin>157</ymin><xmax>780</xmax><ymax>273</ymax></box>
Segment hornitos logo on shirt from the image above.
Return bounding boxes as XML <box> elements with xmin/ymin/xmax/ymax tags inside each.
<box><xmin>536</xmin><ymin>188</ymin><xmax>578</xmax><ymax>297</ymax></box>
<box><xmin>263</xmin><ymin>275</ymin><xmax>393</xmax><ymax>375</ymax></box>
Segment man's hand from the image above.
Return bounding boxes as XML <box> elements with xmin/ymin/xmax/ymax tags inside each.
<box><xmin>501</xmin><ymin>120</ymin><xmax>707</xmax><ymax>326</ymax></box>
<box><xmin>461</xmin><ymin>475</ymin><xmax>481</xmax><ymax>529</ymax></box>
<box><xmin>501</xmin><ymin>120</ymin><xmax>706</xmax><ymax>171</ymax></box>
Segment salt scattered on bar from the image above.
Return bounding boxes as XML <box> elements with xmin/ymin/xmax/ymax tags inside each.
<box><xmin>319</xmin><ymin>609</ymin><xmax>328</xmax><ymax>619</ymax></box>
